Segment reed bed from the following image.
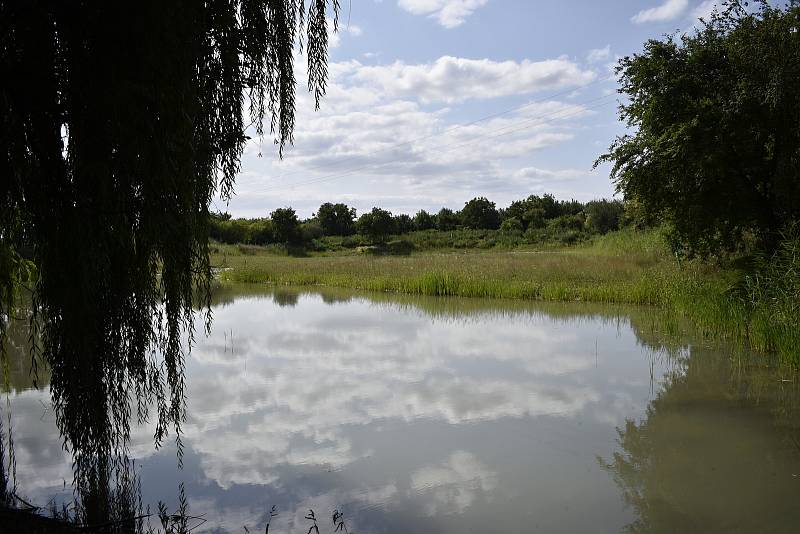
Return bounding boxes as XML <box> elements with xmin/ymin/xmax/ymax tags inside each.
<box><xmin>212</xmin><ymin>228</ymin><xmax>798</xmax><ymax>363</ymax></box>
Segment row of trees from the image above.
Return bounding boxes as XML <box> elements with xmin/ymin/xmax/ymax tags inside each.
<box><xmin>210</xmin><ymin>195</ymin><xmax>627</xmax><ymax>246</ymax></box>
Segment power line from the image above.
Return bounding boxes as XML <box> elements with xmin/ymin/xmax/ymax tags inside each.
<box><xmin>249</xmin><ymin>93</ymin><xmax>617</xmax><ymax>194</ymax></box>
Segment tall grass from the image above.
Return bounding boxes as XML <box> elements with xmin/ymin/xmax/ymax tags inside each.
<box><xmin>737</xmin><ymin>227</ymin><xmax>800</xmax><ymax>360</ymax></box>
<box><xmin>211</xmin><ymin>227</ymin><xmax>799</xmax><ymax>363</ymax></box>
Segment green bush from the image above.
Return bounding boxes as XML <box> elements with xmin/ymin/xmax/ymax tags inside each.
<box><xmin>500</xmin><ymin>217</ymin><xmax>524</xmax><ymax>235</ymax></box>
<box><xmin>585</xmin><ymin>199</ymin><xmax>625</xmax><ymax>234</ymax></box>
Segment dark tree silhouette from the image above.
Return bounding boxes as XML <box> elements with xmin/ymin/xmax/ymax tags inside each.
<box><xmin>461</xmin><ymin>197</ymin><xmax>500</xmax><ymax>230</ymax></box>
<box><xmin>0</xmin><ymin>0</ymin><xmax>339</xmax><ymax>509</ymax></box>
<box><xmin>413</xmin><ymin>210</ymin><xmax>436</xmax><ymax>231</ymax></box>
<box><xmin>357</xmin><ymin>207</ymin><xmax>395</xmax><ymax>243</ymax></box>
<box><xmin>435</xmin><ymin>207</ymin><xmax>460</xmax><ymax>231</ymax></box>
<box><xmin>316</xmin><ymin>202</ymin><xmax>356</xmax><ymax>236</ymax></box>
<box><xmin>271</xmin><ymin>207</ymin><xmax>302</xmax><ymax>244</ymax></box>
<box><xmin>597</xmin><ymin>0</ymin><xmax>800</xmax><ymax>256</ymax></box>
<box><xmin>585</xmin><ymin>199</ymin><xmax>624</xmax><ymax>234</ymax></box>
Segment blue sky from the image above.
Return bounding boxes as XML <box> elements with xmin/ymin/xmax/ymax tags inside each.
<box><xmin>224</xmin><ymin>0</ymin><xmax>722</xmax><ymax>218</ymax></box>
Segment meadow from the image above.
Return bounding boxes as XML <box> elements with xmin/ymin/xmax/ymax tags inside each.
<box><xmin>211</xmin><ymin>228</ymin><xmax>799</xmax><ymax>363</ymax></box>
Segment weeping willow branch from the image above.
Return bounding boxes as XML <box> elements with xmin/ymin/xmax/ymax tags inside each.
<box><xmin>0</xmin><ymin>0</ymin><xmax>338</xmax><ymax>506</ymax></box>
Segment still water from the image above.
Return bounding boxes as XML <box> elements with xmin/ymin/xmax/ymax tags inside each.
<box><xmin>4</xmin><ymin>286</ymin><xmax>800</xmax><ymax>533</ymax></box>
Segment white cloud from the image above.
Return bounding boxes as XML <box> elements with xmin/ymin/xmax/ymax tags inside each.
<box><xmin>410</xmin><ymin>451</ymin><xmax>497</xmax><ymax>515</ymax></box>
<box><xmin>587</xmin><ymin>45</ymin><xmax>611</xmax><ymax>63</ymax></box>
<box><xmin>398</xmin><ymin>0</ymin><xmax>488</xmax><ymax>28</ymax></box>
<box><xmin>327</xmin><ymin>18</ymin><xmax>362</xmax><ymax>48</ymax></box>
<box><xmin>343</xmin><ymin>56</ymin><xmax>596</xmax><ymax>104</ymax></box>
<box><xmin>228</xmin><ymin>54</ymin><xmax>604</xmax><ymax>217</ymax></box>
<box><xmin>344</xmin><ymin>24</ymin><xmax>363</xmax><ymax>36</ymax></box>
<box><xmin>631</xmin><ymin>0</ymin><xmax>689</xmax><ymax>24</ymax></box>
<box><xmin>513</xmin><ymin>166</ymin><xmax>587</xmax><ymax>183</ymax></box>
<box><xmin>6</xmin><ymin>291</ymin><xmax>675</xmax><ymax>532</ymax></box>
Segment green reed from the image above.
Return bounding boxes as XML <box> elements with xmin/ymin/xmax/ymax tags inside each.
<box><xmin>212</xmin><ymin>228</ymin><xmax>799</xmax><ymax>363</ymax></box>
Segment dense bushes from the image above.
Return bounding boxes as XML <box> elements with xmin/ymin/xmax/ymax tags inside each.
<box><xmin>210</xmin><ymin>194</ymin><xmax>630</xmax><ymax>250</ymax></box>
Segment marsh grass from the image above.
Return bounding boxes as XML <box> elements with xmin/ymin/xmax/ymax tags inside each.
<box><xmin>211</xmin><ymin>227</ymin><xmax>798</xmax><ymax>363</ymax></box>
<box><xmin>213</xmin><ymin>228</ymin><xmax>713</xmax><ymax>306</ymax></box>
<box><xmin>736</xmin><ymin>227</ymin><xmax>800</xmax><ymax>360</ymax></box>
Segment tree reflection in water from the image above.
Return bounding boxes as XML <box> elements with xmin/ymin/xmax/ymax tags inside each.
<box><xmin>603</xmin><ymin>343</ymin><xmax>800</xmax><ymax>533</ymax></box>
<box><xmin>3</xmin><ymin>287</ymin><xmax>800</xmax><ymax>532</ymax></box>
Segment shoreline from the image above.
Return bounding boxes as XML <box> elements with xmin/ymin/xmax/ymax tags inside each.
<box><xmin>210</xmin><ymin>229</ymin><xmax>797</xmax><ymax>364</ymax></box>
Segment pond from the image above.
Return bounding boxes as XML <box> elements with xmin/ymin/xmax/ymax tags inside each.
<box><xmin>4</xmin><ymin>286</ymin><xmax>800</xmax><ymax>533</ymax></box>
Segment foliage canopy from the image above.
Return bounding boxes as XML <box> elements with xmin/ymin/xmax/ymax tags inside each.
<box><xmin>0</xmin><ymin>0</ymin><xmax>338</xmax><ymax>501</ymax></box>
<box><xmin>598</xmin><ymin>0</ymin><xmax>800</xmax><ymax>256</ymax></box>
<box><xmin>357</xmin><ymin>207</ymin><xmax>395</xmax><ymax>243</ymax></box>
<box><xmin>316</xmin><ymin>202</ymin><xmax>356</xmax><ymax>236</ymax></box>
<box><xmin>461</xmin><ymin>197</ymin><xmax>500</xmax><ymax>230</ymax></box>
<box><xmin>271</xmin><ymin>207</ymin><xmax>302</xmax><ymax>244</ymax></box>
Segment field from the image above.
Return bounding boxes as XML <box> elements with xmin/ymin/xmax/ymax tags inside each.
<box><xmin>210</xmin><ymin>228</ymin><xmax>799</xmax><ymax>362</ymax></box>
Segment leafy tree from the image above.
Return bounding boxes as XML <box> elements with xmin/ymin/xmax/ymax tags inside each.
<box><xmin>537</xmin><ymin>194</ymin><xmax>561</xmax><ymax>220</ymax></box>
<box><xmin>505</xmin><ymin>194</ymin><xmax>583</xmax><ymax>228</ymax></box>
<box><xmin>558</xmin><ymin>199</ymin><xmax>585</xmax><ymax>217</ymax></box>
<box><xmin>597</xmin><ymin>0</ymin><xmax>800</xmax><ymax>256</ymax></box>
<box><xmin>525</xmin><ymin>207</ymin><xmax>547</xmax><ymax>229</ymax></box>
<box><xmin>300</xmin><ymin>219</ymin><xmax>324</xmax><ymax>242</ymax></box>
<box><xmin>357</xmin><ymin>208</ymin><xmax>395</xmax><ymax>243</ymax></box>
<box><xmin>505</xmin><ymin>198</ymin><xmax>533</xmax><ymax>227</ymax></box>
<box><xmin>436</xmin><ymin>208</ymin><xmax>460</xmax><ymax>231</ymax></box>
<box><xmin>224</xmin><ymin>220</ymin><xmax>254</xmax><ymax>244</ymax></box>
<box><xmin>500</xmin><ymin>217</ymin><xmax>524</xmax><ymax>235</ymax></box>
<box><xmin>548</xmin><ymin>214</ymin><xmax>586</xmax><ymax>232</ymax></box>
<box><xmin>585</xmin><ymin>199</ymin><xmax>625</xmax><ymax>234</ymax></box>
<box><xmin>461</xmin><ymin>197</ymin><xmax>500</xmax><ymax>230</ymax></box>
<box><xmin>394</xmin><ymin>214</ymin><xmax>414</xmax><ymax>234</ymax></box>
<box><xmin>0</xmin><ymin>0</ymin><xmax>338</xmax><ymax>506</ymax></box>
<box><xmin>316</xmin><ymin>202</ymin><xmax>356</xmax><ymax>236</ymax></box>
<box><xmin>271</xmin><ymin>207</ymin><xmax>301</xmax><ymax>244</ymax></box>
<box><xmin>413</xmin><ymin>210</ymin><xmax>436</xmax><ymax>231</ymax></box>
<box><xmin>252</xmin><ymin>219</ymin><xmax>275</xmax><ymax>245</ymax></box>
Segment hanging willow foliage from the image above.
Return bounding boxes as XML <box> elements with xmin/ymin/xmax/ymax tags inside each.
<box><xmin>0</xmin><ymin>0</ymin><xmax>338</xmax><ymax>504</ymax></box>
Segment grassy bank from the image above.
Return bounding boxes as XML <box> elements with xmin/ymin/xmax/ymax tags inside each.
<box><xmin>211</xmin><ymin>228</ymin><xmax>798</xmax><ymax>363</ymax></box>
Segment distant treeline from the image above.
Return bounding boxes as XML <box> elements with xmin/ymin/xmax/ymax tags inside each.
<box><xmin>210</xmin><ymin>195</ymin><xmax>629</xmax><ymax>248</ymax></box>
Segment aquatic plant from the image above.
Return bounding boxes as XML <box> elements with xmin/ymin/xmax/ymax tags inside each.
<box><xmin>213</xmin><ymin>227</ymin><xmax>799</xmax><ymax>362</ymax></box>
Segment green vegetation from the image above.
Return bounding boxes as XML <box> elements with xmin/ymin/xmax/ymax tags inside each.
<box><xmin>211</xmin><ymin>227</ymin><xmax>799</xmax><ymax>363</ymax></box>
<box><xmin>599</xmin><ymin>0</ymin><xmax>800</xmax><ymax>257</ymax></box>
<box><xmin>2</xmin><ymin>0</ymin><xmax>799</xmax><ymax>527</ymax></box>
<box><xmin>1</xmin><ymin>0</ymin><xmax>339</xmax><ymax>526</ymax></box>
<box><xmin>209</xmin><ymin>193</ymin><xmax>623</xmax><ymax>251</ymax></box>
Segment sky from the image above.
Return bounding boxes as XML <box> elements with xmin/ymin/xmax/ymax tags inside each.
<box><xmin>222</xmin><ymin>0</ymin><xmax>724</xmax><ymax>218</ymax></box>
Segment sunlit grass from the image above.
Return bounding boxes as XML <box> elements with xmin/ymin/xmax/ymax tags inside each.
<box><xmin>211</xmin><ymin>228</ymin><xmax>798</xmax><ymax>363</ymax></box>
<box><xmin>215</xmin><ymin>229</ymin><xmax>704</xmax><ymax>303</ymax></box>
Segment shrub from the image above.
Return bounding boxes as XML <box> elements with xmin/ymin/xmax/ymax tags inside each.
<box><xmin>585</xmin><ymin>199</ymin><xmax>625</xmax><ymax>234</ymax></box>
<box><xmin>436</xmin><ymin>208</ymin><xmax>460</xmax><ymax>231</ymax></box>
<box><xmin>500</xmin><ymin>217</ymin><xmax>524</xmax><ymax>235</ymax></box>
<box><xmin>413</xmin><ymin>210</ymin><xmax>436</xmax><ymax>231</ymax></box>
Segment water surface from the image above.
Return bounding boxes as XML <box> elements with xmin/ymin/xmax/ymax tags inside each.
<box><xmin>5</xmin><ymin>286</ymin><xmax>800</xmax><ymax>533</ymax></box>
